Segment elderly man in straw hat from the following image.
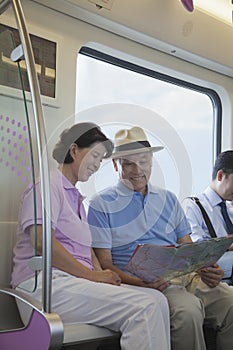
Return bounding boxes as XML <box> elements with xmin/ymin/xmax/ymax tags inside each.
<box><xmin>88</xmin><ymin>126</ymin><xmax>233</xmax><ymax>350</ymax></box>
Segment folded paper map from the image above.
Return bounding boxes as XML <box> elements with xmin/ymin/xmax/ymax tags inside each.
<box><xmin>126</xmin><ymin>236</ymin><xmax>233</xmax><ymax>283</ymax></box>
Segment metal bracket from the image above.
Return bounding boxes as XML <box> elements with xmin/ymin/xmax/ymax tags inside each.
<box><xmin>28</xmin><ymin>256</ymin><xmax>43</xmax><ymax>271</ymax></box>
<box><xmin>10</xmin><ymin>44</ymin><xmax>24</xmax><ymax>62</ymax></box>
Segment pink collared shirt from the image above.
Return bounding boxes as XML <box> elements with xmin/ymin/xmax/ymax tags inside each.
<box><xmin>12</xmin><ymin>169</ymin><xmax>93</xmax><ymax>287</ymax></box>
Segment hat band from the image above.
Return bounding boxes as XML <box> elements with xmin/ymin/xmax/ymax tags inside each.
<box><xmin>114</xmin><ymin>140</ymin><xmax>151</xmax><ymax>152</ymax></box>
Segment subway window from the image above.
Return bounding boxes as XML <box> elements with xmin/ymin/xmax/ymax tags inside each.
<box><xmin>75</xmin><ymin>46</ymin><xmax>221</xmax><ymax>202</ymax></box>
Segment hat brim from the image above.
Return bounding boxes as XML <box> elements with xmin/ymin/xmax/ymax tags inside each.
<box><xmin>111</xmin><ymin>146</ymin><xmax>164</xmax><ymax>159</ymax></box>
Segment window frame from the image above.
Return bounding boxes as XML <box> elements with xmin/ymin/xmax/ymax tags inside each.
<box><xmin>79</xmin><ymin>45</ymin><xmax>222</xmax><ymax>161</ymax></box>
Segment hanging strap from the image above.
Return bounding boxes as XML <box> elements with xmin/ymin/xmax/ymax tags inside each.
<box><xmin>189</xmin><ymin>197</ymin><xmax>217</xmax><ymax>238</ymax></box>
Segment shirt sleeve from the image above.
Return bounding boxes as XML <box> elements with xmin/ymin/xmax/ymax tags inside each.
<box><xmin>182</xmin><ymin>198</ymin><xmax>211</xmax><ymax>241</ymax></box>
<box><xmin>88</xmin><ymin>198</ymin><xmax>113</xmax><ymax>249</ymax></box>
<box><xmin>21</xmin><ymin>179</ymin><xmax>61</xmax><ymax>232</ymax></box>
<box><xmin>171</xmin><ymin>193</ymin><xmax>191</xmax><ymax>239</ymax></box>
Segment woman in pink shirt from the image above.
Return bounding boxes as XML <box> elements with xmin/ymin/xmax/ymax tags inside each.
<box><xmin>12</xmin><ymin>122</ymin><xmax>170</xmax><ymax>350</ymax></box>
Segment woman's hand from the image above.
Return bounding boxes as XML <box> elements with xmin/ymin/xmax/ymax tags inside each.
<box><xmin>199</xmin><ymin>263</ymin><xmax>223</xmax><ymax>288</ymax></box>
<box><xmin>92</xmin><ymin>269</ymin><xmax>121</xmax><ymax>285</ymax></box>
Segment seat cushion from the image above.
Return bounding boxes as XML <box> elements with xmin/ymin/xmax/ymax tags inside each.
<box><xmin>63</xmin><ymin>323</ymin><xmax>120</xmax><ymax>343</ymax></box>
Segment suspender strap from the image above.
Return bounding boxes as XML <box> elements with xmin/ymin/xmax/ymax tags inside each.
<box><xmin>189</xmin><ymin>197</ymin><xmax>217</xmax><ymax>238</ymax></box>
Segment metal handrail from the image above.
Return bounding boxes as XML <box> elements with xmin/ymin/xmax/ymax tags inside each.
<box><xmin>1</xmin><ymin>0</ymin><xmax>53</xmax><ymax>314</ymax></box>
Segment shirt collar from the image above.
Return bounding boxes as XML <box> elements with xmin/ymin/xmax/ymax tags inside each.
<box><xmin>52</xmin><ymin>168</ymin><xmax>74</xmax><ymax>190</ymax></box>
<box><xmin>204</xmin><ymin>186</ymin><xmax>222</xmax><ymax>207</ymax></box>
<box><xmin>116</xmin><ymin>180</ymin><xmax>159</xmax><ymax>197</ymax></box>
<box><xmin>53</xmin><ymin>169</ymin><xmax>85</xmax><ymax>200</ymax></box>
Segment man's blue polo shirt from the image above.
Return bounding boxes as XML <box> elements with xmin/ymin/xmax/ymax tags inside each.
<box><xmin>88</xmin><ymin>181</ymin><xmax>191</xmax><ymax>272</ymax></box>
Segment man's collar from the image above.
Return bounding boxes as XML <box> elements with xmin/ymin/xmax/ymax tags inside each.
<box><xmin>204</xmin><ymin>186</ymin><xmax>222</xmax><ymax>207</ymax></box>
<box><xmin>116</xmin><ymin>181</ymin><xmax>159</xmax><ymax>196</ymax></box>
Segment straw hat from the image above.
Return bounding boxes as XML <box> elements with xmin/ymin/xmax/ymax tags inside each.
<box><xmin>112</xmin><ymin>126</ymin><xmax>164</xmax><ymax>158</ymax></box>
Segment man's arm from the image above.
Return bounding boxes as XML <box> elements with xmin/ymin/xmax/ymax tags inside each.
<box><xmin>94</xmin><ymin>247</ymin><xmax>169</xmax><ymax>291</ymax></box>
<box><xmin>177</xmin><ymin>234</ymin><xmax>193</xmax><ymax>244</ymax></box>
<box><xmin>183</xmin><ymin>198</ymin><xmax>211</xmax><ymax>241</ymax></box>
<box><xmin>184</xmin><ymin>198</ymin><xmax>233</xmax><ymax>250</ymax></box>
<box><xmin>87</xmin><ymin>198</ymin><xmax>168</xmax><ymax>288</ymax></box>
<box><xmin>91</xmin><ymin>248</ymin><xmax>103</xmax><ymax>271</ymax></box>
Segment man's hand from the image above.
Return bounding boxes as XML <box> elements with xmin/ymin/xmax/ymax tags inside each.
<box><xmin>142</xmin><ymin>279</ymin><xmax>170</xmax><ymax>292</ymax></box>
<box><xmin>199</xmin><ymin>263</ymin><xmax>224</xmax><ymax>288</ymax></box>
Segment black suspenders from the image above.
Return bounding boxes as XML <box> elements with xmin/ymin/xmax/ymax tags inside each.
<box><xmin>189</xmin><ymin>197</ymin><xmax>217</xmax><ymax>238</ymax></box>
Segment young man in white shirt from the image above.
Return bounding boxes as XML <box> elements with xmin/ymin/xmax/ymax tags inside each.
<box><xmin>184</xmin><ymin>150</ymin><xmax>233</xmax><ymax>282</ymax></box>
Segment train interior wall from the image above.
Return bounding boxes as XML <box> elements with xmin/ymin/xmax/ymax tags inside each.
<box><xmin>0</xmin><ymin>0</ymin><xmax>233</xmax><ymax>288</ymax></box>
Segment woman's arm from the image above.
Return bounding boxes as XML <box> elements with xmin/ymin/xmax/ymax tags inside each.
<box><xmin>30</xmin><ymin>225</ymin><xmax>121</xmax><ymax>285</ymax></box>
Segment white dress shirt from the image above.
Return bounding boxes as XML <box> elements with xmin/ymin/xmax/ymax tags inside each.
<box><xmin>184</xmin><ymin>187</ymin><xmax>233</xmax><ymax>279</ymax></box>
<box><xmin>184</xmin><ymin>186</ymin><xmax>233</xmax><ymax>242</ymax></box>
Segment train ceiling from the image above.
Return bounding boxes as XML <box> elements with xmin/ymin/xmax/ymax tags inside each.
<box><xmin>29</xmin><ymin>0</ymin><xmax>233</xmax><ymax>77</ymax></box>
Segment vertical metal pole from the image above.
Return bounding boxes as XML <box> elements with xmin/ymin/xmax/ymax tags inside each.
<box><xmin>11</xmin><ymin>0</ymin><xmax>52</xmax><ymax>313</ymax></box>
